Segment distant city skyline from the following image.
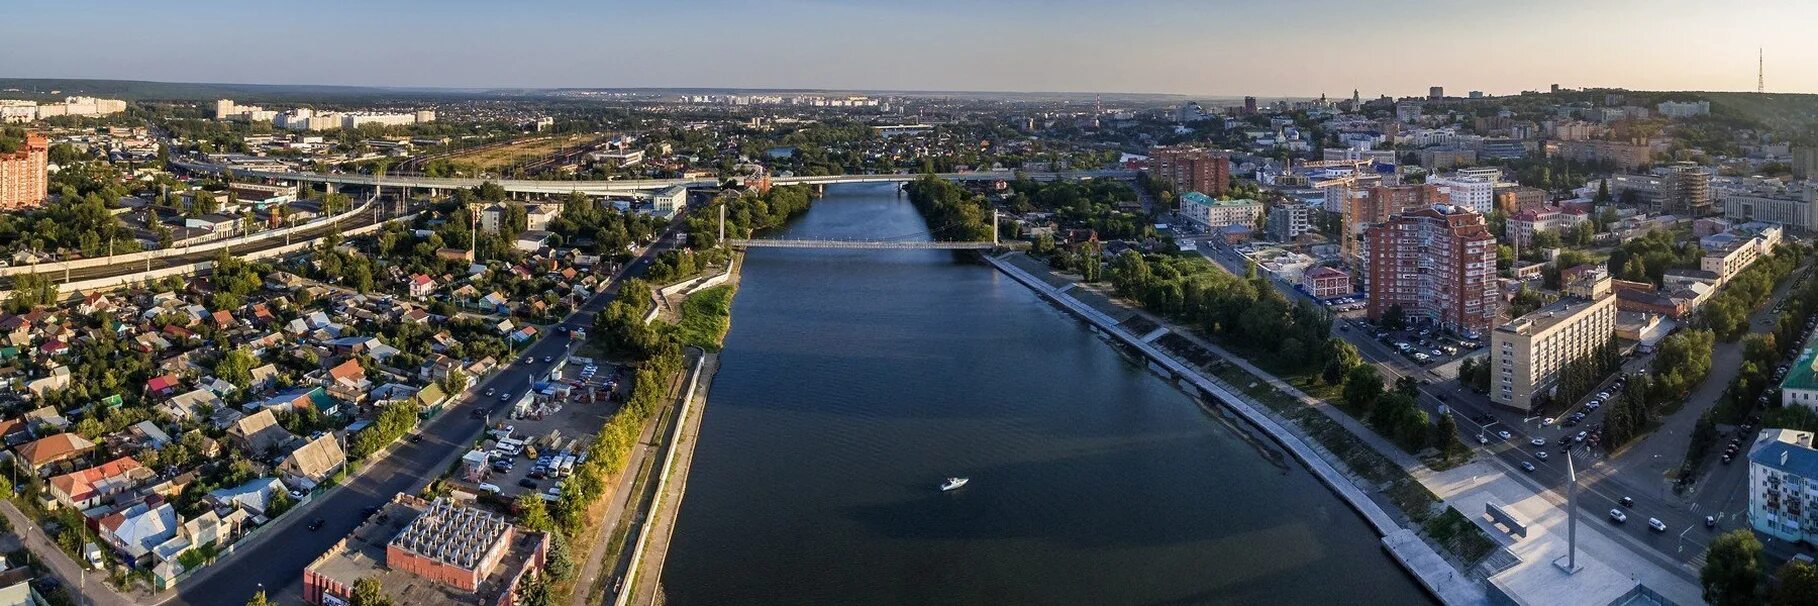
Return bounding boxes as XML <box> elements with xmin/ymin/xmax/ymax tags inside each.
<box><xmin>4</xmin><ymin>0</ymin><xmax>1815</xmax><ymax>97</ymax></box>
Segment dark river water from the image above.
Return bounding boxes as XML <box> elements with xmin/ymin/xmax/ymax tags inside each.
<box><xmin>661</xmin><ymin>183</ymin><xmax>1433</xmax><ymax>605</ymax></box>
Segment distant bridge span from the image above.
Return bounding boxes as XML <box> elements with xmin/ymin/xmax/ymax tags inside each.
<box><xmin>170</xmin><ymin>159</ymin><xmax>1136</xmax><ymax>195</ymax></box>
<box><xmin>728</xmin><ymin>239</ymin><xmax>996</xmax><ymax>250</ymax></box>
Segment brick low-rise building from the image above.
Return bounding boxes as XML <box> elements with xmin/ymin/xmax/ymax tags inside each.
<box><xmin>304</xmin><ymin>495</ymin><xmax>547</xmax><ymax>606</ymax></box>
<box><xmin>1300</xmin><ymin>266</ymin><xmax>1352</xmax><ymax>299</ymax></box>
<box><xmin>1364</xmin><ymin>205</ymin><xmax>1500</xmax><ymax>335</ymax></box>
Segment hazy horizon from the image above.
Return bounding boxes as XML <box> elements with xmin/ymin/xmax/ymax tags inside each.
<box><xmin>5</xmin><ymin>0</ymin><xmax>1814</xmax><ymax>97</ymax></box>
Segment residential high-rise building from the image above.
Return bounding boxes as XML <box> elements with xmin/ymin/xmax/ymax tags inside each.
<box><xmin>1663</xmin><ymin>161</ymin><xmax>1713</xmax><ymax>216</ymax></box>
<box><xmin>1429</xmin><ymin>86</ymin><xmax>1445</xmax><ymax>100</ymax></box>
<box><xmin>1341</xmin><ymin>184</ymin><xmax>1447</xmax><ymax>264</ymax></box>
<box><xmin>1147</xmin><ymin>146</ymin><xmax>1231</xmax><ymax>197</ymax></box>
<box><xmin>1489</xmin><ymin>281</ymin><xmax>1617</xmax><ymax>411</ymax></box>
<box><xmin>1793</xmin><ymin>146</ymin><xmax>1818</xmax><ymax>180</ymax></box>
<box><xmin>1364</xmin><ymin>205</ymin><xmax>1499</xmax><ymax>335</ymax></box>
<box><xmin>1243</xmin><ymin>96</ymin><xmax>1257</xmax><ymax>114</ymax></box>
<box><xmin>0</xmin><ymin>133</ymin><xmax>49</xmax><ymax>211</ymax></box>
<box><xmin>1267</xmin><ymin>203</ymin><xmax>1313</xmax><ymax>242</ymax></box>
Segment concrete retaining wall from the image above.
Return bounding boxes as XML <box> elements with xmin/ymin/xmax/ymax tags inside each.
<box><xmin>614</xmin><ymin>351</ymin><xmax>708</xmax><ymax>606</ymax></box>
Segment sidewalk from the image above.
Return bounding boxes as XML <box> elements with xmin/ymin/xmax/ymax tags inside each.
<box><xmin>0</xmin><ymin>501</ymin><xmax>133</xmax><ymax>606</ymax></box>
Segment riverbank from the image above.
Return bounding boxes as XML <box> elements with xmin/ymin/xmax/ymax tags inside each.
<box><xmin>592</xmin><ymin>254</ymin><xmax>741</xmax><ymax>606</ymax></box>
<box><xmin>983</xmin><ymin>252</ymin><xmax>1488</xmax><ymax>606</ymax></box>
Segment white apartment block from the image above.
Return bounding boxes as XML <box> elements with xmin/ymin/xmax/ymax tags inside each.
<box><xmin>1748</xmin><ymin>429</ymin><xmax>1818</xmax><ymax>544</ymax></box>
<box><xmin>1657</xmin><ymin>100</ymin><xmax>1712</xmax><ymax>119</ymax></box>
<box><xmin>1490</xmin><ymin>286</ymin><xmax>1617</xmax><ymax>411</ymax></box>
<box><xmin>1699</xmin><ymin>226</ymin><xmax>1780</xmax><ymax>283</ymax></box>
<box><xmin>1180</xmin><ymin>192</ymin><xmax>1263</xmax><ymax>230</ymax></box>
<box><xmin>1430</xmin><ymin>175</ymin><xmax>1496</xmax><ymax>214</ymax></box>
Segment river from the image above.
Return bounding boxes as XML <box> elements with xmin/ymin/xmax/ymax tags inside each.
<box><xmin>661</xmin><ymin>183</ymin><xmax>1433</xmax><ymax>605</ymax></box>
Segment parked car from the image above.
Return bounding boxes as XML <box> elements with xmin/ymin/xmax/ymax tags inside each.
<box><xmin>519</xmin><ymin>478</ymin><xmax>538</xmax><ymax>489</ymax></box>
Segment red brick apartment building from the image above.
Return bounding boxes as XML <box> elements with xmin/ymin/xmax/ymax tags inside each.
<box><xmin>1365</xmin><ymin>206</ymin><xmax>1501</xmax><ymax>335</ymax></box>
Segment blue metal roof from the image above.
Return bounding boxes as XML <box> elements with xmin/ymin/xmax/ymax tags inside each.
<box><xmin>1751</xmin><ymin>439</ymin><xmax>1818</xmax><ymax>479</ymax></box>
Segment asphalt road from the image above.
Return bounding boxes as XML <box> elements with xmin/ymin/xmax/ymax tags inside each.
<box><xmin>168</xmin><ymin>219</ymin><xmax>682</xmax><ymax>606</ymax></box>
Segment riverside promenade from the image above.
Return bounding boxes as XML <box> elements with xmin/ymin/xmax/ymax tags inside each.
<box><xmin>984</xmin><ymin>253</ymin><xmax>1487</xmax><ymax>606</ymax></box>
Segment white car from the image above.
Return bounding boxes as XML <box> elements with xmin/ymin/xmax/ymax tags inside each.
<box><xmin>1609</xmin><ymin>509</ymin><xmax>1628</xmax><ymax>523</ymax></box>
<box><xmin>1648</xmin><ymin>518</ymin><xmax>1667</xmax><ymax>532</ymax></box>
<box><xmin>1534</xmin><ymin>451</ymin><xmax>1549</xmax><ymax>460</ymax></box>
<box><xmin>1497</xmin><ymin>430</ymin><xmax>1512</xmax><ymax>440</ymax></box>
<box><xmin>1530</xmin><ymin>437</ymin><xmax>1547</xmax><ymax>447</ymax></box>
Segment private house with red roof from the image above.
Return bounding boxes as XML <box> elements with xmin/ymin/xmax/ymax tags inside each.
<box><xmin>48</xmin><ymin>456</ymin><xmax>154</xmax><ymax>510</ymax></box>
<box><xmin>16</xmin><ymin>432</ymin><xmax>97</xmax><ymax>475</ymax></box>
<box><xmin>407</xmin><ymin>274</ymin><xmax>437</xmax><ymax>298</ymax></box>
<box><xmin>147</xmin><ymin>374</ymin><xmax>181</xmax><ymax>396</ymax></box>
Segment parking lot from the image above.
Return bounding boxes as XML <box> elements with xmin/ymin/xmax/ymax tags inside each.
<box><xmin>1345</xmin><ymin>316</ymin><xmax>1482</xmax><ymax>368</ymax></box>
<box><xmin>461</xmin><ymin>355</ymin><xmax>628</xmax><ymax>501</ymax></box>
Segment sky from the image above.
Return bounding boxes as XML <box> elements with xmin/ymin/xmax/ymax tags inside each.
<box><xmin>4</xmin><ymin>0</ymin><xmax>1814</xmax><ymax>97</ymax></box>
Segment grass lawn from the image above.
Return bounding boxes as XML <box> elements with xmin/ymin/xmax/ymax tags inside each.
<box><xmin>674</xmin><ymin>285</ymin><xmax>737</xmax><ymax>351</ymax></box>
<box><xmin>446</xmin><ymin>134</ymin><xmax>587</xmax><ymax>172</ymax></box>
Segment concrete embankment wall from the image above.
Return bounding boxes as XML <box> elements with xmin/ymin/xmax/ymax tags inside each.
<box><xmin>983</xmin><ymin>254</ymin><xmax>1486</xmax><ymax>606</ymax></box>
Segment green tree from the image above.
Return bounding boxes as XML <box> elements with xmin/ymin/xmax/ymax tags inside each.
<box><xmin>516</xmin><ymin>493</ymin><xmax>556</xmax><ymax>534</ymax></box>
<box><xmin>1702</xmin><ymin>529</ymin><xmax>1763</xmax><ymax>606</ymax></box>
<box><xmin>6</xmin><ymin>273</ymin><xmax>58</xmax><ymax>312</ymax></box>
<box><xmin>1772</xmin><ymin>559</ymin><xmax>1818</xmax><ymax>606</ymax></box>
<box><xmin>214</xmin><ymin>348</ymin><xmax>257</xmax><ymax>388</ymax></box>
<box><xmin>518</xmin><ymin>575</ymin><xmax>553</xmax><ymax>606</ymax></box>
<box><xmin>1380</xmin><ymin>304</ymin><xmax>1407</xmax><ymax>331</ymax></box>
<box><xmin>245</xmin><ymin>591</ymin><xmax>272</xmax><ymax>606</ymax></box>
<box><xmin>352</xmin><ymin>577</ymin><xmax>393</xmax><ymax>606</ymax></box>
<box><xmin>1342</xmin><ymin>364</ymin><xmax>1384</xmax><ymax>412</ymax></box>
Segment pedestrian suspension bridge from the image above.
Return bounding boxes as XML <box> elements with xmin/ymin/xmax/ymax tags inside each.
<box><xmin>720</xmin><ymin>206</ymin><xmax>1001</xmax><ymax>250</ymax></box>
